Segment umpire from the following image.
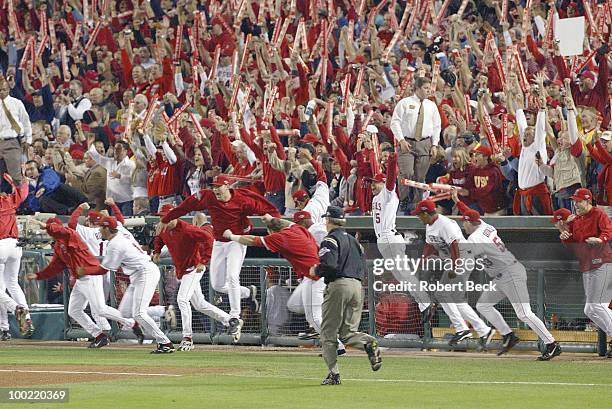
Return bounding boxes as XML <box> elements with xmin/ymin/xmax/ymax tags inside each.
<box><xmin>314</xmin><ymin>205</ymin><xmax>382</xmax><ymax>386</ymax></box>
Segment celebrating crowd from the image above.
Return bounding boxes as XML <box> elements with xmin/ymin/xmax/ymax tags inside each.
<box><xmin>0</xmin><ymin>0</ymin><xmax>609</xmax><ymax>218</ymax></box>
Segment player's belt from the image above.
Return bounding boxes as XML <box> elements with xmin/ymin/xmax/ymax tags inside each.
<box><xmin>376</xmin><ymin>229</ymin><xmax>402</xmax><ymax>239</ymax></box>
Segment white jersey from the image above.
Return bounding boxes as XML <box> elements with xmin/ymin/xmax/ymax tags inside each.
<box><xmin>76</xmin><ymin>224</ymin><xmax>107</xmax><ymax>257</ymax></box>
<box><xmin>425</xmin><ymin>214</ymin><xmax>464</xmax><ymax>258</ymax></box>
<box><xmin>372</xmin><ymin>186</ymin><xmax>399</xmax><ymax>237</ymax></box>
<box><xmin>308</xmin><ymin>222</ymin><xmax>328</xmax><ymax>246</ymax></box>
<box><xmin>464</xmin><ymin>221</ymin><xmax>518</xmax><ymax>277</ymax></box>
<box><xmin>303</xmin><ymin>181</ymin><xmax>329</xmax><ymax>226</ymax></box>
<box><xmin>117</xmin><ymin>221</ymin><xmax>142</xmax><ymax>248</ymax></box>
<box><xmin>101</xmin><ymin>233</ymin><xmax>152</xmax><ymax>276</ymax></box>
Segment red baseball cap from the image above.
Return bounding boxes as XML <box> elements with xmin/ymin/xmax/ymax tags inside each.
<box><xmin>549</xmin><ymin>208</ymin><xmax>572</xmax><ymax>223</ymax></box>
<box><xmin>461</xmin><ymin>209</ymin><xmax>481</xmax><ymax>222</ymax></box>
<box><xmin>45</xmin><ymin>217</ymin><xmax>63</xmax><ymax>227</ymax></box>
<box><xmin>491</xmin><ymin>105</ymin><xmax>507</xmax><ymax>116</ymax></box>
<box><xmin>473</xmin><ymin>145</ymin><xmax>492</xmax><ymax>157</ymax></box>
<box><xmin>293</xmin><ymin>210</ymin><xmax>312</xmax><ymax>222</ymax></box>
<box><xmin>99</xmin><ymin>216</ymin><xmax>118</xmax><ymax>229</ymax></box>
<box><xmin>158</xmin><ymin>204</ymin><xmax>174</xmax><ymax>217</ymax></box>
<box><xmin>570</xmin><ymin>188</ymin><xmax>592</xmax><ymax>202</ymax></box>
<box><xmin>580</xmin><ymin>71</ymin><xmax>596</xmax><ymax>82</ymax></box>
<box><xmin>87</xmin><ymin>210</ymin><xmax>104</xmax><ymax>224</ymax></box>
<box><xmin>411</xmin><ymin>199</ymin><xmax>436</xmax><ymax>215</ymax></box>
<box><xmin>369</xmin><ymin>173</ymin><xmax>387</xmax><ymax>183</ymax></box>
<box><xmin>292</xmin><ymin>189</ymin><xmax>309</xmax><ymax>201</ymax></box>
<box><xmin>302</xmin><ymin>133</ymin><xmax>320</xmax><ymax>144</ymax></box>
<box><xmin>211</xmin><ymin>175</ymin><xmax>231</xmax><ymax>187</ymax></box>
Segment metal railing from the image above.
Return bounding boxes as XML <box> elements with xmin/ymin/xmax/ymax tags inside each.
<box><xmin>54</xmin><ymin>254</ymin><xmax>608</xmax><ymax>355</ymax></box>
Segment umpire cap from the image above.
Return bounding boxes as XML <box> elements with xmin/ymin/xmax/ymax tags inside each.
<box><xmin>322</xmin><ymin>205</ymin><xmax>345</xmax><ymax>220</ymax></box>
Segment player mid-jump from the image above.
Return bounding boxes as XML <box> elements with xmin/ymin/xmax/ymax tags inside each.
<box><xmin>158</xmin><ymin>175</ymin><xmax>280</xmax><ymax>341</ymax></box>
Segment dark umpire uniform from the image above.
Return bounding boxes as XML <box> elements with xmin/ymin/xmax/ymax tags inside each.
<box><xmin>315</xmin><ymin>206</ymin><xmax>381</xmax><ymax>385</ymax></box>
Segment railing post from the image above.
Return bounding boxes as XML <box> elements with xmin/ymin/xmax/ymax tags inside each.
<box><xmin>260</xmin><ymin>266</ymin><xmax>268</xmax><ymax>346</ymax></box>
<box><xmin>62</xmin><ymin>270</ymin><xmax>70</xmax><ymax>339</ymax></box>
<box><xmin>367</xmin><ymin>266</ymin><xmax>376</xmax><ymax>337</ymax></box>
<box><xmin>597</xmin><ymin>329</ymin><xmax>607</xmax><ymax>357</ymax></box>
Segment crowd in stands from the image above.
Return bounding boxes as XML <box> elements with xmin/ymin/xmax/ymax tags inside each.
<box><xmin>0</xmin><ymin>0</ymin><xmax>609</xmax><ymax>217</ymax></box>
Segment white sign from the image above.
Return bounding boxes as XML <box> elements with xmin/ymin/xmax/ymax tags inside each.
<box><xmin>555</xmin><ymin>17</ymin><xmax>585</xmax><ymax>56</ymax></box>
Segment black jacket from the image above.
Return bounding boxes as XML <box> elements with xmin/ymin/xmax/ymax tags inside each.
<box><xmin>316</xmin><ymin>227</ymin><xmax>365</xmax><ymax>284</ymax></box>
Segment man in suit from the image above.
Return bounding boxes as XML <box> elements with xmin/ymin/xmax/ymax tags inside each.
<box><xmin>71</xmin><ymin>151</ymin><xmax>107</xmax><ymax>210</ymax></box>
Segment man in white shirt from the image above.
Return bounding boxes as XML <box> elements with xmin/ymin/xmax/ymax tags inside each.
<box><xmin>0</xmin><ymin>78</ymin><xmax>32</xmax><ymax>187</ymax></box>
<box><xmin>514</xmin><ymin>93</ymin><xmax>553</xmax><ymax>215</ymax></box>
<box><xmin>459</xmin><ymin>204</ymin><xmax>560</xmax><ymax>360</ymax></box>
<box><xmin>81</xmin><ymin>216</ymin><xmax>174</xmax><ymax>353</ymax></box>
<box><xmin>57</xmin><ymin>80</ymin><xmax>92</xmax><ymax>132</ymax></box>
<box><xmin>88</xmin><ymin>141</ymin><xmax>136</xmax><ymax>215</ymax></box>
<box><xmin>391</xmin><ymin>77</ymin><xmax>441</xmax><ymax>206</ymax></box>
<box><xmin>371</xmin><ymin>153</ymin><xmax>433</xmax><ymax>322</ymax></box>
<box><xmin>412</xmin><ymin>199</ymin><xmax>492</xmax><ymax>346</ymax></box>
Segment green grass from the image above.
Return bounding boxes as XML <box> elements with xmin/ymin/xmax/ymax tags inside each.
<box><xmin>0</xmin><ymin>345</ymin><xmax>610</xmax><ymax>409</ymax></box>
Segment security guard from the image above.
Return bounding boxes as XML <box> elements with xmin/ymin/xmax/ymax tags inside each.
<box><xmin>314</xmin><ymin>205</ymin><xmax>382</xmax><ymax>386</ymax></box>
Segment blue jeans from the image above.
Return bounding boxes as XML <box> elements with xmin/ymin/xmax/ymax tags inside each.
<box><xmin>265</xmin><ymin>191</ymin><xmax>285</xmax><ymax>215</ymax></box>
<box><xmin>115</xmin><ymin>200</ymin><xmax>134</xmax><ymax>217</ymax></box>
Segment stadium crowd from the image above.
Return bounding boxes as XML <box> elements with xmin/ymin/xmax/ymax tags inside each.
<box><xmin>0</xmin><ymin>0</ymin><xmax>609</xmax><ymax>218</ymax></box>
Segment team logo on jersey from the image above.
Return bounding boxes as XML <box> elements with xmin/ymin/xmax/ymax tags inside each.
<box><xmin>318</xmin><ymin>247</ymin><xmax>331</xmax><ymax>257</ymax></box>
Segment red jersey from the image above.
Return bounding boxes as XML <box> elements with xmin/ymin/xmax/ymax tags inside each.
<box><xmin>153</xmin><ymin>220</ymin><xmax>214</xmax><ymax>279</ymax></box>
<box><xmin>36</xmin><ymin>224</ymin><xmax>101</xmax><ymax>281</ymax></box>
<box><xmin>161</xmin><ymin>188</ymin><xmax>280</xmax><ymax>241</ymax></box>
<box><xmin>470</xmin><ymin>163</ymin><xmax>507</xmax><ymax>213</ymax></box>
<box><xmin>255</xmin><ymin>224</ymin><xmax>320</xmax><ymax>280</ymax></box>
<box><xmin>155</xmin><ymin>155</ymin><xmax>181</xmax><ymax>197</ymax></box>
<box><xmin>563</xmin><ymin>207</ymin><xmax>612</xmax><ymax>272</ymax></box>
<box><xmin>241</xmin><ymin>128</ymin><xmax>286</xmax><ymax>193</ymax></box>
<box><xmin>0</xmin><ymin>180</ymin><xmax>28</xmax><ymax>240</ymax></box>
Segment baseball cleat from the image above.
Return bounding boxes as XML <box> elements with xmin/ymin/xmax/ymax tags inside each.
<box><xmin>537</xmin><ymin>342</ymin><xmax>561</xmax><ymax>361</ymax></box>
<box><xmin>364</xmin><ymin>340</ymin><xmax>382</xmax><ymax>371</ymax></box>
<box><xmin>448</xmin><ymin>330</ymin><xmax>472</xmax><ymax>346</ymax></box>
<box><xmin>88</xmin><ymin>333</ymin><xmax>110</xmax><ymax>348</ymax></box>
<box><xmin>248</xmin><ymin>285</ymin><xmax>260</xmax><ymax>313</ymax></box>
<box><xmin>151</xmin><ymin>342</ymin><xmax>176</xmax><ymax>354</ymax></box>
<box><xmin>1</xmin><ymin>330</ymin><xmax>11</xmax><ymax>341</ymax></box>
<box><xmin>178</xmin><ymin>337</ymin><xmax>194</xmax><ymax>351</ymax></box>
<box><xmin>164</xmin><ymin>305</ymin><xmax>177</xmax><ymax>330</ymax></box>
<box><xmin>228</xmin><ymin>318</ymin><xmax>244</xmax><ymax>343</ymax></box>
<box><xmin>478</xmin><ymin>328</ymin><xmax>496</xmax><ymax>352</ymax></box>
<box><xmin>607</xmin><ymin>341</ymin><xmax>612</xmax><ymax>358</ymax></box>
<box><xmin>321</xmin><ymin>372</ymin><xmax>341</xmax><ymax>385</ymax></box>
<box><xmin>132</xmin><ymin>322</ymin><xmax>145</xmax><ymax>344</ymax></box>
<box><xmin>337</xmin><ymin>348</ymin><xmax>346</xmax><ymax>356</ymax></box>
<box><xmin>497</xmin><ymin>332</ymin><xmax>520</xmax><ymax>356</ymax></box>
<box><xmin>298</xmin><ymin>327</ymin><xmax>320</xmax><ymax>340</ymax></box>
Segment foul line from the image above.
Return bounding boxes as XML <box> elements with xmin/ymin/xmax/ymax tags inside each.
<box><xmin>224</xmin><ymin>373</ymin><xmax>609</xmax><ymax>387</ymax></box>
<box><xmin>0</xmin><ymin>369</ymin><xmax>182</xmax><ymax>377</ymax></box>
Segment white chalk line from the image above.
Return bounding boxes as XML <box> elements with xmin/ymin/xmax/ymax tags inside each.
<box><xmin>223</xmin><ymin>373</ymin><xmax>610</xmax><ymax>387</ymax></box>
<box><xmin>0</xmin><ymin>369</ymin><xmax>182</xmax><ymax>377</ymax></box>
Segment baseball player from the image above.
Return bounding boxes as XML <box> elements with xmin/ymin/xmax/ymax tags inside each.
<box><xmin>0</xmin><ymin>173</ymin><xmax>34</xmax><ymax>337</ymax></box>
<box><xmin>412</xmin><ymin>199</ymin><xmax>492</xmax><ymax>346</ymax></box>
<box><xmin>224</xmin><ymin>214</ymin><xmax>346</xmax><ymax>354</ymax></box>
<box><xmin>293</xmin><ymin>210</ymin><xmax>328</xmax><ymax>245</ymax></box>
<box><xmin>291</xmin><ymin>156</ymin><xmax>330</xmax><ymax>227</ymax></box>
<box><xmin>157</xmin><ymin>175</ymin><xmax>279</xmax><ymax>340</ymax></box>
<box><xmin>454</xmin><ymin>195</ymin><xmax>560</xmax><ymax>359</ymax></box>
<box><xmin>153</xmin><ymin>204</ymin><xmax>232</xmax><ymax>350</ymax></box>
<box><xmin>80</xmin><ymin>216</ymin><xmax>174</xmax><ymax>353</ymax></box>
<box><xmin>27</xmin><ymin>217</ymin><xmax>143</xmax><ymax>348</ymax></box>
<box><xmin>371</xmin><ymin>153</ymin><xmax>433</xmax><ymax>322</ymax></box>
<box><xmin>558</xmin><ymin>188</ymin><xmax>612</xmax><ymax>358</ymax></box>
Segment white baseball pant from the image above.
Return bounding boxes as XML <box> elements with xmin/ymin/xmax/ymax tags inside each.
<box><xmin>377</xmin><ymin>233</ymin><xmax>431</xmax><ymax>312</ymax></box>
<box><xmin>436</xmin><ymin>270</ymin><xmax>491</xmax><ymax>337</ymax></box>
<box><xmin>287</xmin><ymin>277</ymin><xmax>345</xmax><ymax>350</ymax></box>
<box><xmin>0</xmin><ymin>305</ymin><xmax>8</xmax><ymax>331</ymax></box>
<box><xmin>69</xmin><ymin>275</ymin><xmax>136</xmax><ymax>338</ymax></box>
<box><xmin>476</xmin><ymin>263</ymin><xmax>555</xmax><ymax>344</ymax></box>
<box><xmin>583</xmin><ymin>263</ymin><xmax>612</xmax><ymax>337</ymax></box>
<box><xmin>0</xmin><ymin>239</ymin><xmax>28</xmax><ymax>309</ymax></box>
<box><xmin>118</xmin><ymin>264</ymin><xmax>171</xmax><ymax>344</ymax></box>
<box><xmin>177</xmin><ymin>267</ymin><xmax>230</xmax><ymax>338</ymax></box>
<box><xmin>209</xmin><ymin>240</ymin><xmax>251</xmax><ymax>319</ymax></box>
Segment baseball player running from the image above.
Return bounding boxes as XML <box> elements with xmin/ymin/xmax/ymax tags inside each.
<box><xmin>224</xmin><ymin>214</ymin><xmax>346</xmax><ymax>354</ymax></box>
<box><xmin>291</xmin><ymin>156</ymin><xmax>330</xmax><ymax>227</ymax></box>
<box><xmin>80</xmin><ymin>216</ymin><xmax>174</xmax><ymax>353</ymax></box>
<box><xmin>412</xmin><ymin>199</ymin><xmax>492</xmax><ymax>346</ymax></box>
<box><xmin>454</xmin><ymin>195</ymin><xmax>560</xmax><ymax>359</ymax></box>
<box><xmin>557</xmin><ymin>188</ymin><xmax>612</xmax><ymax>358</ymax></box>
<box><xmin>0</xmin><ymin>173</ymin><xmax>34</xmax><ymax>337</ymax></box>
<box><xmin>153</xmin><ymin>204</ymin><xmax>232</xmax><ymax>350</ymax></box>
<box><xmin>371</xmin><ymin>153</ymin><xmax>433</xmax><ymax>322</ymax></box>
<box><xmin>158</xmin><ymin>175</ymin><xmax>279</xmax><ymax>341</ymax></box>
<box><xmin>27</xmin><ymin>217</ymin><xmax>143</xmax><ymax>347</ymax></box>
